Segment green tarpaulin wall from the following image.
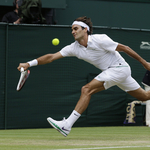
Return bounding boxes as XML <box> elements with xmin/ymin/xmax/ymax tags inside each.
<box><xmin>0</xmin><ymin>23</ymin><xmax>149</xmax><ymax>129</ymax></box>
<box><xmin>100</xmin><ymin>0</ymin><xmax>150</xmax><ymax>3</ymax></box>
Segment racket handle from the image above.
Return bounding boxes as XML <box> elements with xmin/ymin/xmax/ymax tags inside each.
<box><xmin>20</xmin><ymin>67</ymin><xmax>24</xmax><ymax>72</ymax></box>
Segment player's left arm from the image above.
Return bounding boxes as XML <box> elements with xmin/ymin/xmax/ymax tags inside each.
<box><xmin>116</xmin><ymin>43</ymin><xmax>150</xmax><ymax>71</ymax></box>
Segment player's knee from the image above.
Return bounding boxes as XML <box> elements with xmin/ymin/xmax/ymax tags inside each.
<box><xmin>144</xmin><ymin>91</ymin><xmax>150</xmax><ymax>101</ymax></box>
<box><xmin>140</xmin><ymin>91</ymin><xmax>150</xmax><ymax>101</ymax></box>
<box><xmin>81</xmin><ymin>85</ymin><xmax>91</xmax><ymax>96</ymax></box>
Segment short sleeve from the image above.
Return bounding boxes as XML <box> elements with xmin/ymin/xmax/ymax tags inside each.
<box><xmin>60</xmin><ymin>43</ymin><xmax>75</xmax><ymax>57</ymax></box>
<box><xmin>98</xmin><ymin>34</ymin><xmax>118</xmax><ymax>52</ymax></box>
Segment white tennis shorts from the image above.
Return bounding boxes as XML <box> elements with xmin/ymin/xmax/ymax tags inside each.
<box><xmin>95</xmin><ymin>66</ymin><xmax>140</xmax><ymax>92</ymax></box>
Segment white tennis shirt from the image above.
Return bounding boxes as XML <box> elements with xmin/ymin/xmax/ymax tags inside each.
<box><xmin>60</xmin><ymin>34</ymin><xmax>128</xmax><ymax>71</ymax></box>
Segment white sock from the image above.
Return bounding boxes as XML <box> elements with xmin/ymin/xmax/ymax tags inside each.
<box><xmin>66</xmin><ymin>110</ymin><xmax>81</xmax><ymax>127</ymax></box>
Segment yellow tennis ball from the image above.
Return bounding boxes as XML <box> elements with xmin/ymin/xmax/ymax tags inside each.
<box><xmin>52</xmin><ymin>38</ymin><xmax>60</xmax><ymax>46</ymax></box>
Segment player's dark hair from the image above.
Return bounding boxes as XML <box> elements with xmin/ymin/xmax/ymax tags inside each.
<box><xmin>75</xmin><ymin>16</ymin><xmax>93</xmax><ymax>35</ymax></box>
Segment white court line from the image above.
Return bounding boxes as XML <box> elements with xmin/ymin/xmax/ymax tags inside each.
<box><xmin>54</xmin><ymin>145</ymin><xmax>150</xmax><ymax>150</ymax></box>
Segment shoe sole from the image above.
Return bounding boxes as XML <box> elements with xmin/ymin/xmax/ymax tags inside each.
<box><xmin>47</xmin><ymin>118</ymin><xmax>68</xmax><ymax>137</ymax></box>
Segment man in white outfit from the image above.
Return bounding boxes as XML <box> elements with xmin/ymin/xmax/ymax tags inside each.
<box><xmin>18</xmin><ymin>16</ymin><xmax>150</xmax><ymax>137</ymax></box>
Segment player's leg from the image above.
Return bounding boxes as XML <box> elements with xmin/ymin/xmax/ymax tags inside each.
<box><xmin>47</xmin><ymin>68</ymin><xmax>125</xmax><ymax>136</ymax></box>
<box><xmin>47</xmin><ymin>79</ymin><xmax>105</xmax><ymax>136</ymax></box>
<box><xmin>127</xmin><ymin>87</ymin><xmax>150</xmax><ymax>101</ymax></box>
<box><xmin>74</xmin><ymin>79</ymin><xmax>105</xmax><ymax>114</ymax></box>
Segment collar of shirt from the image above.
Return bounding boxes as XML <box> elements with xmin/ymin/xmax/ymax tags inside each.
<box><xmin>87</xmin><ymin>35</ymin><xmax>93</xmax><ymax>47</ymax></box>
<box><xmin>76</xmin><ymin>35</ymin><xmax>92</xmax><ymax>48</ymax></box>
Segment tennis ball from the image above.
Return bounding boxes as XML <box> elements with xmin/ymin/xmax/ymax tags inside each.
<box><xmin>52</xmin><ymin>38</ymin><xmax>60</xmax><ymax>46</ymax></box>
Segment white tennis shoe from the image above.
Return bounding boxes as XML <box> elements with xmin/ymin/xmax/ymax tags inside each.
<box><xmin>47</xmin><ymin>117</ymin><xmax>71</xmax><ymax>137</ymax></box>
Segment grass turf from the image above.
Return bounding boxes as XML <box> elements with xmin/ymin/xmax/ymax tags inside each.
<box><xmin>0</xmin><ymin>127</ymin><xmax>149</xmax><ymax>150</ymax></box>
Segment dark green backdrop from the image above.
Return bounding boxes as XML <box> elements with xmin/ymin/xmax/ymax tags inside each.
<box><xmin>0</xmin><ymin>23</ymin><xmax>150</xmax><ymax>129</ymax></box>
<box><xmin>102</xmin><ymin>0</ymin><xmax>150</xmax><ymax>2</ymax></box>
<box><xmin>0</xmin><ymin>0</ymin><xmax>67</xmax><ymax>8</ymax></box>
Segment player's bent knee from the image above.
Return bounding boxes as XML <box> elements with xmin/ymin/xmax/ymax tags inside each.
<box><xmin>138</xmin><ymin>92</ymin><xmax>150</xmax><ymax>101</ymax></box>
<box><xmin>81</xmin><ymin>85</ymin><xmax>91</xmax><ymax>95</ymax></box>
<box><xmin>143</xmin><ymin>91</ymin><xmax>150</xmax><ymax>101</ymax></box>
<box><xmin>128</xmin><ymin>88</ymin><xmax>150</xmax><ymax>101</ymax></box>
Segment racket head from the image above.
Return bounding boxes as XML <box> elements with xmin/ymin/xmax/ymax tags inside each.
<box><xmin>16</xmin><ymin>70</ymin><xmax>30</xmax><ymax>91</ymax></box>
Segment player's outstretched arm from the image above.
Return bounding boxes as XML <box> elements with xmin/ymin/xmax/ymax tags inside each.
<box><xmin>17</xmin><ymin>52</ymin><xmax>63</xmax><ymax>71</ymax></box>
<box><xmin>116</xmin><ymin>43</ymin><xmax>150</xmax><ymax>71</ymax></box>
<box><xmin>37</xmin><ymin>52</ymin><xmax>63</xmax><ymax>65</ymax></box>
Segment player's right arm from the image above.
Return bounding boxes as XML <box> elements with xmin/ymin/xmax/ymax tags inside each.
<box><xmin>17</xmin><ymin>52</ymin><xmax>63</xmax><ymax>71</ymax></box>
<box><xmin>37</xmin><ymin>52</ymin><xmax>63</xmax><ymax>65</ymax></box>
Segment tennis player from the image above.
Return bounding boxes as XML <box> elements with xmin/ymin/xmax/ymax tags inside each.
<box><xmin>18</xmin><ymin>16</ymin><xmax>150</xmax><ymax>137</ymax></box>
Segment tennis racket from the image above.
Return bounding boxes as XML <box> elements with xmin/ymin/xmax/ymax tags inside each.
<box><xmin>16</xmin><ymin>67</ymin><xmax>30</xmax><ymax>91</ymax></box>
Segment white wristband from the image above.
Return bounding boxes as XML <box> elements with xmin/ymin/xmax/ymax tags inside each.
<box><xmin>27</xmin><ymin>59</ymin><xmax>38</xmax><ymax>67</ymax></box>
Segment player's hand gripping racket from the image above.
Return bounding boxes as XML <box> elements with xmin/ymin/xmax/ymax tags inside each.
<box><xmin>16</xmin><ymin>67</ymin><xmax>30</xmax><ymax>91</ymax></box>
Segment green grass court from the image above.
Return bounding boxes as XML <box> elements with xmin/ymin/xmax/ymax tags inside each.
<box><xmin>0</xmin><ymin>127</ymin><xmax>149</xmax><ymax>150</ymax></box>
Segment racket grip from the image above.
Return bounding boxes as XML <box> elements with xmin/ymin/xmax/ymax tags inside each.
<box><xmin>20</xmin><ymin>67</ymin><xmax>24</xmax><ymax>72</ymax></box>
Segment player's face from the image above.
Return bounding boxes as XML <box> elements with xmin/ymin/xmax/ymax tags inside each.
<box><xmin>72</xmin><ymin>25</ymin><xmax>86</xmax><ymax>41</ymax></box>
